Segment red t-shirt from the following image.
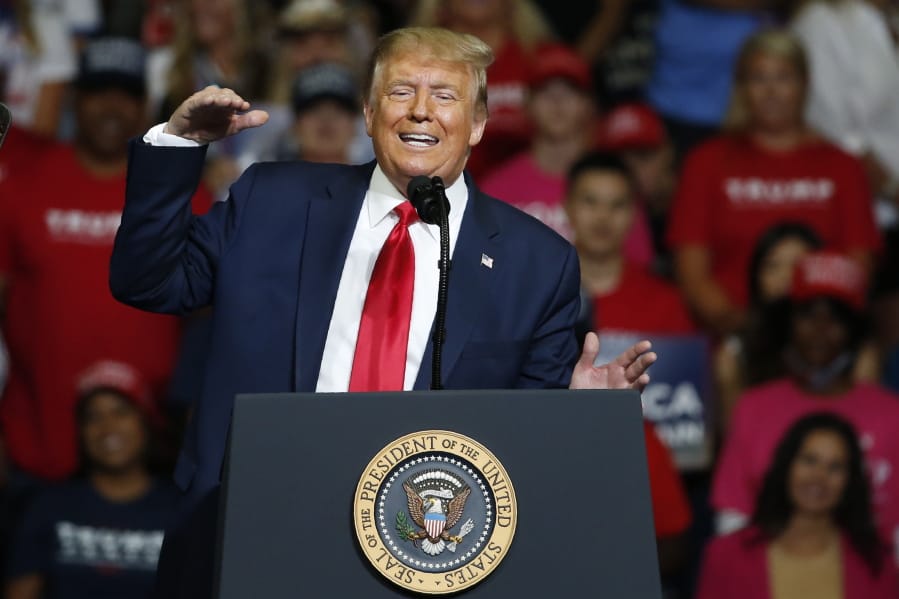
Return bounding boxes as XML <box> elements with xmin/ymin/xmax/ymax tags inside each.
<box><xmin>644</xmin><ymin>421</ymin><xmax>692</xmax><ymax>537</ymax></box>
<box><xmin>667</xmin><ymin>135</ymin><xmax>880</xmax><ymax>307</ymax></box>
<box><xmin>467</xmin><ymin>39</ymin><xmax>534</xmax><ymax>180</ymax></box>
<box><xmin>593</xmin><ymin>264</ymin><xmax>695</xmax><ymax>334</ymax></box>
<box><xmin>0</xmin><ymin>126</ymin><xmax>53</xmax><ymax>188</ymax></box>
<box><xmin>0</xmin><ymin>144</ymin><xmax>208</xmax><ymax>479</ymax></box>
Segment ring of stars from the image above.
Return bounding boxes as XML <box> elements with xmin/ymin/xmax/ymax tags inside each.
<box><xmin>377</xmin><ymin>453</ymin><xmax>494</xmax><ymax>572</ymax></box>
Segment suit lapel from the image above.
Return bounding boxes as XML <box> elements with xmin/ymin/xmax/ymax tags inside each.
<box><xmin>294</xmin><ymin>162</ymin><xmax>375</xmax><ymax>391</ymax></box>
<box><xmin>415</xmin><ymin>173</ymin><xmax>500</xmax><ymax>389</ymax></box>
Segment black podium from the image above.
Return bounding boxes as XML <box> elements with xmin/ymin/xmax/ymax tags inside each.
<box><xmin>215</xmin><ymin>389</ymin><xmax>662</xmax><ymax>598</ymax></box>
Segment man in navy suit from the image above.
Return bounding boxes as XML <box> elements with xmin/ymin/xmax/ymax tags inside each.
<box><xmin>111</xmin><ymin>27</ymin><xmax>655</xmax><ymax>598</ymax></box>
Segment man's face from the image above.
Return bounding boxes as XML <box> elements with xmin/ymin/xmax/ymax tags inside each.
<box><xmin>81</xmin><ymin>392</ymin><xmax>147</xmax><ymax>473</ymax></box>
<box><xmin>528</xmin><ymin>79</ymin><xmax>594</xmax><ymax>142</ymax></box>
<box><xmin>566</xmin><ymin>170</ymin><xmax>634</xmax><ymax>259</ymax></box>
<box><xmin>294</xmin><ymin>99</ymin><xmax>357</xmax><ymax>164</ymax></box>
<box><xmin>364</xmin><ymin>52</ymin><xmax>487</xmax><ymax>194</ymax></box>
<box><xmin>75</xmin><ymin>88</ymin><xmax>146</xmax><ymax>162</ymax></box>
<box><xmin>790</xmin><ymin>299</ymin><xmax>851</xmax><ymax>369</ymax></box>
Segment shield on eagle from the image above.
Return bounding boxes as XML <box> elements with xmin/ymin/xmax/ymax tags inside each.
<box><xmin>424</xmin><ymin>510</ymin><xmax>446</xmax><ymax>539</ymax></box>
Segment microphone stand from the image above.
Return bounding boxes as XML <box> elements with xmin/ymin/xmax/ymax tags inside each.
<box><xmin>430</xmin><ymin>176</ymin><xmax>450</xmax><ymax>391</ymax></box>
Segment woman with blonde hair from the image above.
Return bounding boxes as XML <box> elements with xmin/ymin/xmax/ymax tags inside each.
<box><xmin>146</xmin><ymin>0</ymin><xmax>272</xmax><ymax>198</ymax></box>
<box><xmin>666</xmin><ymin>29</ymin><xmax>880</xmax><ymax>339</ymax></box>
<box><xmin>412</xmin><ymin>0</ymin><xmax>555</xmax><ymax>178</ymax></box>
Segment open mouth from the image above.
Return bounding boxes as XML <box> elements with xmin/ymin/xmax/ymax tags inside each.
<box><xmin>399</xmin><ymin>133</ymin><xmax>438</xmax><ymax>147</ymax></box>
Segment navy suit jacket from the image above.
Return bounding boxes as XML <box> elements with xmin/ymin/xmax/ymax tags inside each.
<box><xmin>110</xmin><ymin>141</ymin><xmax>581</xmax><ymax>501</ymax></box>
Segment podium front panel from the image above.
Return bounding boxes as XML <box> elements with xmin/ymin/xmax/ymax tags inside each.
<box><xmin>216</xmin><ymin>389</ymin><xmax>662</xmax><ymax>598</ymax></box>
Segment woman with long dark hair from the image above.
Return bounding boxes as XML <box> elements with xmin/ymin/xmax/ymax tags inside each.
<box><xmin>711</xmin><ymin>251</ymin><xmax>899</xmax><ymax>563</ymax></box>
<box><xmin>698</xmin><ymin>413</ymin><xmax>897</xmax><ymax>598</ymax></box>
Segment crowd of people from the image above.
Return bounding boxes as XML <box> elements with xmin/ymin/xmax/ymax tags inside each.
<box><xmin>0</xmin><ymin>0</ymin><xmax>898</xmax><ymax>597</ymax></box>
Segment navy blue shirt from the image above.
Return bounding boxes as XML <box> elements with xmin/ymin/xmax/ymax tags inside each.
<box><xmin>8</xmin><ymin>479</ymin><xmax>179</xmax><ymax>599</ymax></box>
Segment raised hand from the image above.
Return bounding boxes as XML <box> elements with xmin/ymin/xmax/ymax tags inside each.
<box><xmin>569</xmin><ymin>332</ymin><xmax>657</xmax><ymax>390</ymax></box>
<box><xmin>164</xmin><ymin>86</ymin><xmax>269</xmax><ymax>144</ymax></box>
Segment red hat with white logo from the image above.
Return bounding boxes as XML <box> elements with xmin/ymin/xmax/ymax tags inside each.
<box><xmin>529</xmin><ymin>44</ymin><xmax>593</xmax><ymax>92</ymax></box>
<box><xmin>76</xmin><ymin>360</ymin><xmax>162</xmax><ymax>427</ymax></box>
<box><xmin>599</xmin><ymin>103</ymin><xmax>666</xmax><ymax>150</ymax></box>
<box><xmin>791</xmin><ymin>251</ymin><xmax>867</xmax><ymax>311</ymax></box>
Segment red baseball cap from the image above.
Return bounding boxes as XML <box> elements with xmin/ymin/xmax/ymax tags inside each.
<box><xmin>790</xmin><ymin>252</ymin><xmax>867</xmax><ymax>311</ymax></box>
<box><xmin>76</xmin><ymin>360</ymin><xmax>163</xmax><ymax>426</ymax></box>
<box><xmin>599</xmin><ymin>103</ymin><xmax>666</xmax><ymax>150</ymax></box>
<box><xmin>529</xmin><ymin>44</ymin><xmax>592</xmax><ymax>92</ymax></box>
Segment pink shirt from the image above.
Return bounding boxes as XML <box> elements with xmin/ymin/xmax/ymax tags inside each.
<box><xmin>696</xmin><ymin>527</ymin><xmax>898</xmax><ymax>599</ymax></box>
<box><xmin>479</xmin><ymin>152</ymin><xmax>654</xmax><ymax>267</ymax></box>
<box><xmin>713</xmin><ymin>379</ymin><xmax>899</xmax><ymax>563</ymax></box>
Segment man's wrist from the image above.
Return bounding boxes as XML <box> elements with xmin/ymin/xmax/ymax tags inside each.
<box><xmin>143</xmin><ymin>123</ymin><xmax>204</xmax><ymax>148</ymax></box>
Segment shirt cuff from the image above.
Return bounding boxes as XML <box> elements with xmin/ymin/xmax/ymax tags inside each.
<box><xmin>143</xmin><ymin>123</ymin><xmax>204</xmax><ymax>147</ymax></box>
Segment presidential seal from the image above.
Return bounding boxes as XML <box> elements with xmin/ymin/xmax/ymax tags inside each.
<box><xmin>353</xmin><ymin>430</ymin><xmax>517</xmax><ymax>595</ymax></box>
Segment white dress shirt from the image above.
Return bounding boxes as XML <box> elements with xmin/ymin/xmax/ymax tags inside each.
<box><xmin>144</xmin><ymin>123</ymin><xmax>466</xmax><ymax>391</ymax></box>
<box><xmin>316</xmin><ymin>166</ymin><xmax>465</xmax><ymax>391</ymax></box>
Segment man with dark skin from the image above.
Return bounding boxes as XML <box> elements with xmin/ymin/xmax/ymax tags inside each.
<box><xmin>0</xmin><ymin>38</ymin><xmax>190</xmax><ymax>486</ymax></box>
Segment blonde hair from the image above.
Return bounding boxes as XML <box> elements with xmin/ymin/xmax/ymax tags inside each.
<box><xmin>411</xmin><ymin>0</ymin><xmax>554</xmax><ymax>51</ymax></box>
<box><xmin>165</xmin><ymin>0</ymin><xmax>265</xmax><ymax>108</ymax></box>
<box><xmin>364</xmin><ymin>27</ymin><xmax>494</xmax><ymax>118</ymax></box>
<box><xmin>723</xmin><ymin>29</ymin><xmax>809</xmax><ymax>131</ymax></box>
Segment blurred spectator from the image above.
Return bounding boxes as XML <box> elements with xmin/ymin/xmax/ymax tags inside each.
<box><xmin>566</xmin><ymin>151</ymin><xmax>693</xmax><ymax>580</ymax></box>
<box><xmin>789</xmin><ymin>0</ymin><xmax>899</xmax><ymax>383</ymax></box>
<box><xmin>715</xmin><ymin>223</ymin><xmax>822</xmax><ymax>429</ymax></box>
<box><xmin>646</xmin><ymin>0</ymin><xmax>766</xmax><ymax>159</ymax></box>
<box><xmin>480</xmin><ymin>47</ymin><xmax>596</xmax><ymax>232</ymax></box>
<box><xmin>790</xmin><ymin>0</ymin><xmax>899</xmax><ymax>224</ymax></box>
<box><xmin>146</xmin><ymin>0</ymin><xmax>272</xmax><ymax>198</ymax></box>
<box><xmin>267</xmin><ymin>62</ymin><xmax>359</xmax><ymax>163</ymax></box>
<box><xmin>269</xmin><ymin>0</ymin><xmax>355</xmax><ymax>104</ymax></box>
<box><xmin>412</xmin><ymin>0</ymin><xmax>555</xmax><ymax>178</ymax></box>
<box><xmin>252</xmin><ymin>0</ymin><xmax>373</xmax><ymax>167</ymax></box>
<box><xmin>5</xmin><ymin>361</ymin><xmax>179</xmax><ymax>599</ymax></box>
<box><xmin>697</xmin><ymin>413</ymin><xmax>897</xmax><ymax>598</ymax></box>
<box><xmin>599</xmin><ymin>102</ymin><xmax>676</xmax><ymax>273</ymax></box>
<box><xmin>566</xmin><ymin>151</ymin><xmax>692</xmax><ymax>335</ymax></box>
<box><xmin>667</xmin><ymin>30</ymin><xmax>880</xmax><ymax>338</ymax></box>
<box><xmin>711</xmin><ymin>252</ymin><xmax>899</xmax><ymax>565</ymax></box>
<box><xmin>535</xmin><ymin>0</ymin><xmax>659</xmax><ymax>106</ymax></box>
<box><xmin>0</xmin><ymin>0</ymin><xmax>77</xmax><ymax>138</ymax></box>
<box><xmin>0</xmin><ymin>38</ymin><xmax>203</xmax><ymax>482</ymax></box>
<box><xmin>147</xmin><ymin>0</ymin><xmax>270</xmax><ymax>117</ymax></box>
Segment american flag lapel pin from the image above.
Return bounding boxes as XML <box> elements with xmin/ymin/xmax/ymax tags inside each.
<box><xmin>480</xmin><ymin>253</ymin><xmax>494</xmax><ymax>269</ymax></box>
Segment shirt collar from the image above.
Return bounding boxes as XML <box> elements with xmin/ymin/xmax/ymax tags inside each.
<box><xmin>366</xmin><ymin>164</ymin><xmax>469</xmax><ymax>239</ymax></box>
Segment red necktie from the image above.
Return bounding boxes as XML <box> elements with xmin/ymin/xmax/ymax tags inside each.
<box><xmin>349</xmin><ymin>202</ymin><xmax>417</xmax><ymax>391</ymax></box>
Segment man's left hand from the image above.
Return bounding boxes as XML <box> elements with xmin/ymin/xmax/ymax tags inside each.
<box><xmin>569</xmin><ymin>332</ymin><xmax>657</xmax><ymax>390</ymax></box>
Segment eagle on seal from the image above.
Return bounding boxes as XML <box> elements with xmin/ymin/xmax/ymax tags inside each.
<box><xmin>403</xmin><ymin>480</ymin><xmax>471</xmax><ymax>556</ymax></box>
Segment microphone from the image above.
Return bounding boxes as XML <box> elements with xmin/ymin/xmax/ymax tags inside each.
<box><xmin>0</xmin><ymin>103</ymin><xmax>10</xmax><ymax>151</ymax></box>
<box><xmin>405</xmin><ymin>175</ymin><xmax>451</xmax><ymax>390</ymax></box>
<box><xmin>406</xmin><ymin>175</ymin><xmax>450</xmax><ymax>224</ymax></box>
